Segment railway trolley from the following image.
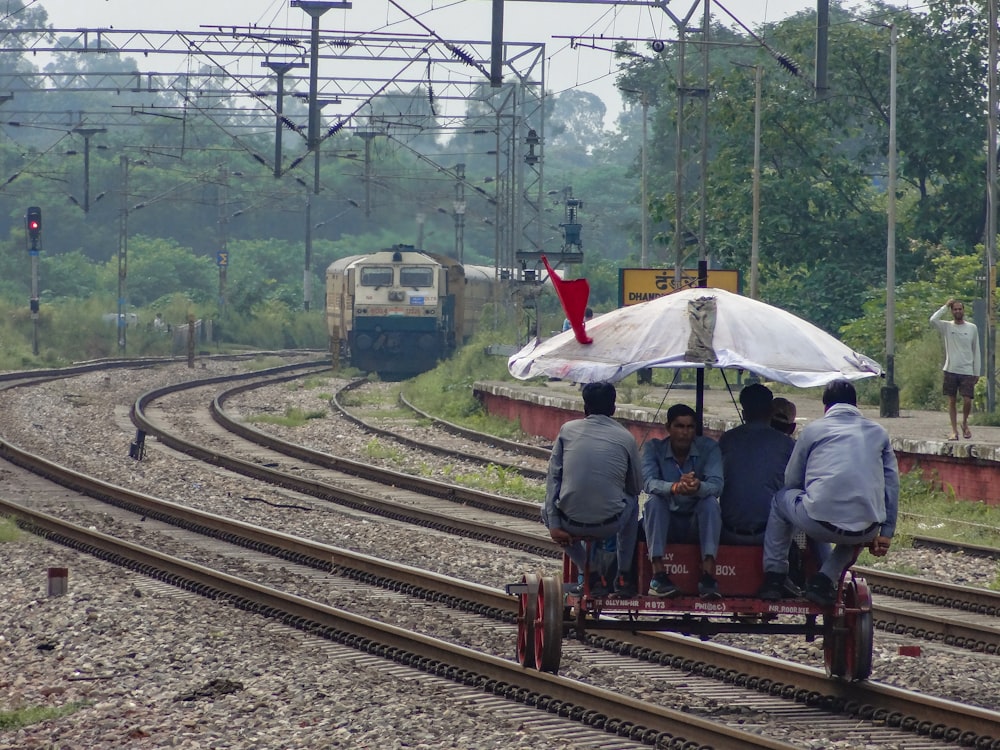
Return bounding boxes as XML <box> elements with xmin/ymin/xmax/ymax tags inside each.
<box><xmin>507</xmin><ymin>539</ymin><xmax>874</xmax><ymax>681</ymax></box>
<box><xmin>505</xmin><ymin>284</ymin><xmax>885</xmax><ymax>682</ymax></box>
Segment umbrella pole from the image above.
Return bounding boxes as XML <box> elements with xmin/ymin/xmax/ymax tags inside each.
<box><xmin>696</xmin><ymin>259</ymin><xmax>708</xmax><ymax>435</ymax></box>
<box><xmin>696</xmin><ymin>369</ymin><xmax>705</xmax><ymax>435</ymax></box>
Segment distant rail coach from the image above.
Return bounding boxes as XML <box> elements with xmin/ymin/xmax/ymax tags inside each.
<box><xmin>326</xmin><ymin>245</ymin><xmax>497</xmax><ymax>378</ymax></box>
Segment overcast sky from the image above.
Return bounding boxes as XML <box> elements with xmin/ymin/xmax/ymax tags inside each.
<box><xmin>33</xmin><ymin>1</ymin><xmax>839</xmax><ymax>126</ymax></box>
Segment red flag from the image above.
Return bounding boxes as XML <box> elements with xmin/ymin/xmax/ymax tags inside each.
<box><xmin>542</xmin><ymin>255</ymin><xmax>592</xmax><ymax>344</ymax></box>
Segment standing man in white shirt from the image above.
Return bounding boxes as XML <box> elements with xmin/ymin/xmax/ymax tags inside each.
<box><xmin>931</xmin><ymin>299</ymin><xmax>982</xmax><ymax>441</ymax></box>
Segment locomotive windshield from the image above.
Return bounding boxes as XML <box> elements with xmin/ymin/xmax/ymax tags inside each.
<box><xmin>360</xmin><ymin>267</ymin><xmax>393</xmax><ymax>287</ymax></box>
<box><xmin>400</xmin><ymin>266</ymin><xmax>435</xmax><ymax>288</ymax></box>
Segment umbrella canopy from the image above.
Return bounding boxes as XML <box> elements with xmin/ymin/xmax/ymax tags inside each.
<box><xmin>508</xmin><ymin>287</ymin><xmax>883</xmax><ymax>388</ymax></box>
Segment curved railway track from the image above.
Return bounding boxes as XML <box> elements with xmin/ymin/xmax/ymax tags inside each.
<box><xmin>1</xmin><ymin>361</ymin><xmax>1000</xmax><ymax>748</ymax></box>
<box><xmin>335</xmin><ymin>380</ymin><xmax>1000</xmax><ymax>560</ymax></box>
<box><xmin>328</xmin><ymin>378</ymin><xmax>550</xmax><ymax>480</ymax></box>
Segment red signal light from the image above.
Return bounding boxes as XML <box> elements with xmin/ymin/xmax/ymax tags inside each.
<box><xmin>26</xmin><ymin>207</ymin><xmax>41</xmax><ymax>242</ymax></box>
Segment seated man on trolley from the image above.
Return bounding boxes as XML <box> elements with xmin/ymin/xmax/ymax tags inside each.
<box><xmin>540</xmin><ymin>381</ymin><xmax>643</xmax><ymax>598</ymax></box>
<box><xmin>718</xmin><ymin>383</ymin><xmax>794</xmax><ymax>546</ymax></box>
<box><xmin>641</xmin><ymin>403</ymin><xmax>724</xmax><ymax>599</ymax></box>
<box><xmin>758</xmin><ymin>380</ymin><xmax>899</xmax><ymax>606</ymax></box>
<box><xmin>719</xmin><ymin>384</ymin><xmax>824</xmax><ymax>593</ymax></box>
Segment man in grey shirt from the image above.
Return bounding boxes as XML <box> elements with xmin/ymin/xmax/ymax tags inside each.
<box><xmin>542</xmin><ymin>381</ymin><xmax>643</xmax><ymax>597</ymax></box>
<box><xmin>758</xmin><ymin>379</ymin><xmax>899</xmax><ymax>606</ymax></box>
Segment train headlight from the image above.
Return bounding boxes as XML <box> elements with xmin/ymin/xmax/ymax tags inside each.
<box><xmin>388</xmin><ymin>290</ymin><xmax>405</xmax><ymax>302</ymax></box>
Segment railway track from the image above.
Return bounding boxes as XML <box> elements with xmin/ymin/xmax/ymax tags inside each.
<box><xmin>330</xmin><ymin>378</ymin><xmax>551</xmax><ymax>479</ymax></box>
<box><xmin>1</xmin><ymin>362</ymin><xmax>1000</xmax><ymax>739</ymax></box>
<box><xmin>3</xmin><ymin>463</ymin><xmax>998</xmax><ymax>749</ymax></box>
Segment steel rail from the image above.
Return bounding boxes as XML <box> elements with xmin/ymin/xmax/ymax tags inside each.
<box><xmin>3</xmin><ymin>488</ymin><xmax>999</xmax><ymax>747</ymax></box>
<box><xmin>211</xmin><ymin>371</ymin><xmax>1000</xmax><ymax>649</ymax></box>
<box><xmin>210</xmin><ymin>374</ymin><xmax>544</xmax><ymax>520</ymax></box>
<box><xmin>131</xmin><ymin>371</ymin><xmax>554</xmax><ymax>556</ymax></box>
<box><xmin>397</xmin><ymin>385</ymin><xmax>554</xmax><ymax>461</ymax></box>
<box><xmin>324</xmin><ymin>378</ymin><xmax>548</xmax><ymax>480</ymax></box>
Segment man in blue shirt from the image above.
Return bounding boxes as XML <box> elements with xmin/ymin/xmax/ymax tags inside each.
<box><xmin>758</xmin><ymin>380</ymin><xmax>899</xmax><ymax>606</ymax></box>
<box><xmin>718</xmin><ymin>383</ymin><xmax>794</xmax><ymax>545</ymax></box>
<box><xmin>542</xmin><ymin>381</ymin><xmax>643</xmax><ymax>597</ymax></box>
<box><xmin>641</xmin><ymin>403</ymin><xmax>724</xmax><ymax>598</ymax></box>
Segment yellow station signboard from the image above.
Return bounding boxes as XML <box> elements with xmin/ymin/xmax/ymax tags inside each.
<box><xmin>618</xmin><ymin>268</ymin><xmax>741</xmax><ymax>307</ymax></box>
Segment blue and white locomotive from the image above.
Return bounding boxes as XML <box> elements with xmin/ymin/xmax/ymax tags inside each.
<box><xmin>326</xmin><ymin>245</ymin><xmax>497</xmax><ymax>377</ymax></box>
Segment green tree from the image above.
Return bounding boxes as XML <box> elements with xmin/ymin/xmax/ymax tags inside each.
<box><xmin>126</xmin><ymin>236</ymin><xmax>216</xmax><ymax>307</ymax></box>
<box><xmin>841</xmin><ymin>249</ymin><xmax>982</xmax><ymax>357</ymax></box>
<box><xmin>40</xmin><ymin>249</ymin><xmax>100</xmax><ymax>299</ymax></box>
<box><xmin>545</xmin><ymin>90</ymin><xmax>607</xmax><ymax>165</ymax></box>
<box><xmin>890</xmin><ymin>0</ymin><xmax>990</xmax><ymax>246</ymax></box>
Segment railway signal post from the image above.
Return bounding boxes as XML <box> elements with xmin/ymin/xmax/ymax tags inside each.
<box><xmin>25</xmin><ymin>206</ymin><xmax>42</xmax><ymax>355</ymax></box>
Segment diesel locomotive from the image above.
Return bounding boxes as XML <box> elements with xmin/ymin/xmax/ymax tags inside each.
<box><xmin>326</xmin><ymin>245</ymin><xmax>497</xmax><ymax>377</ymax></box>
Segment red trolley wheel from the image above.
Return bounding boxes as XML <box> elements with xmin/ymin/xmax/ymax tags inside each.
<box><xmin>516</xmin><ymin>573</ymin><xmax>539</xmax><ymax>668</ymax></box>
<box><xmin>824</xmin><ymin>575</ymin><xmax>874</xmax><ymax>681</ymax></box>
<box><xmin>824</xmin><ymin>582</ymin><xmax>848</xmax><ymax>679</ymax></box>
<box><xmin>534</xmin><ymin>574</ymin><xmax>564</xmax><ymax>673</ymax></box>
<box><xmin>842</xmin><ymin>575</ymin><xmax>874</xmax><ymax>681</ymax></box>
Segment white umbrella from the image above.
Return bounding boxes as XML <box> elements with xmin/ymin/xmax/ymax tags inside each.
<box><xmin>508</xmin><ymin>287</ymin><xmax>883</xmax><ymax>388</ymax></box>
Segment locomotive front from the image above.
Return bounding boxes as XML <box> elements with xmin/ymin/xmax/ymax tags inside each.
<box><xmin>349</xmin><ymin>247</ymin><xmax>457</xmax><ymax>377</ymax></box>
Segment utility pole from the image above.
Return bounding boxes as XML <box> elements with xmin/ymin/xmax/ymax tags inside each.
<box><xmin>881</xmin><ymin>24</ymin><xmax>900</xmax><ymax>417</ymax></box>
<box><xmin>356</xmin><ymin>128</ymin><xmax>379</xmax><ymax>217</ymax></box>
<box><xmin>815</xmin><ymin>0</ymin><xmax>830</xmax><ymax>99</ymax></box>
<box><xmin>72</xmin><ymin>126</ymin><xmax>106</xmax><ymax>212</ymax></box>
<box><xmin>291</xmin><ymin>0</ymin><xmax>349</xmax><ymax>310</ymax></box>
<box><xmin>218</xmin><ymin>164</ymin><xmax>229</xmax><ymax>311</ymax></box>
<box><xmin>620</xmin><ymin>86</ymin><xmax>651</xmax><ymax>267</ymax></box>
<box><xmin>291</xmin><ymin>0</ymin><xmax>351</xmax><ymax>195</ymax></box>
<box><xmin>988</xmin><ymin>0</ymin><xmax>998</xmax><ymax>412</ymax></box>
<box><xmin>640</xmin><ymin>90</ymin><xmax>649</xmax><ymax>268</ymax></box>
<box><xmin>304</xmin><ymin>190</ymin><xmax>313</xmax><ymax>310</ymax></box>
<box><xmin>416</xmin><ymin>212</ymin><xmax>426</xmax><ymax>248</ymax></box>
<box><xmin>117</xmin><ymin>155</ymin><xmax>129</xmax><ymax>354</ymax></box>
<box><xmin>673</xmin><ymin>25</ymin><xmax>687</xmax><ymax>286</ymax></box>
<box><xmin>670</xmin><ymin>0</ymin><xmax>711</xmax><ymax>284</ymax></box>
<box><xmin>262</xmin><ymin>60</ymin><xmax>306</xmax><ymax>179</ymax></box>
<box><xmin>750</xmin><ymin>65</ymin><xmax>762</xmax><ymax>300</ymax></box>
<box><xmin>295</xmin><ymin>97</ymin><xmax>338</xmax><ymax>310</ymax></box>
<box><xmin>454</xmin><ymin>162</ymin><xmax>466</xmax><ymax>263</ymax></box>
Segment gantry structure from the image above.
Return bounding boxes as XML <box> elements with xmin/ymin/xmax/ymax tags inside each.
<box><xmin>0</xmin><ymin>25</ymin><xmax>547</xmax><ymax>279</ymax></box>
